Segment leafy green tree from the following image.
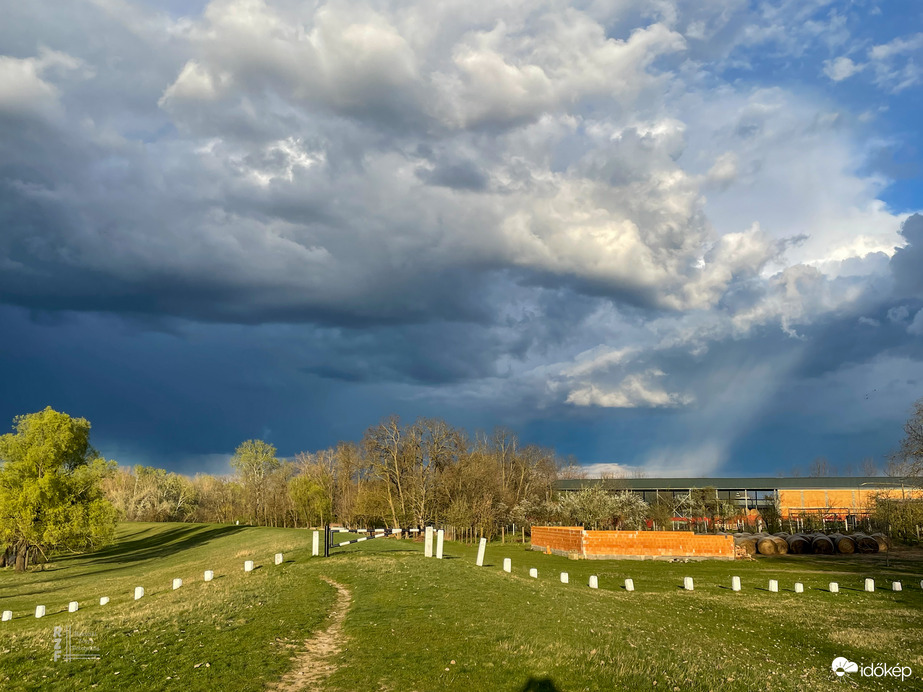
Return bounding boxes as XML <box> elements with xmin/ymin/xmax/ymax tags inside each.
<box><xmin>288</xmin><ymin>475</ymin><xmax>332</xmax><ymax>527</ymax></box>
<box><xmin>0</xmin><ymin>407</ymin><xmax>117</xmax><ymax>571</ymax></box>
<box><xmin>231</xmin><ymin>439</ymin><xmax>280</xmax><ymax>525</ymax></box>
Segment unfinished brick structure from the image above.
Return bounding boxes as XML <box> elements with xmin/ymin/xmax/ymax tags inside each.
<box><xmin>531</xmin><ymin>526</ymin><xmax>734</xmax><ymax>560</ymax></box>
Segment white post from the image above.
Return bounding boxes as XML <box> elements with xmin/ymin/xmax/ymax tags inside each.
<box><xmin>134</xmin><ymin>587</ymin><xmax>144</xmax><ymax>600</ymax></box>
<box><xmin>204</xmin><ymin>570</ymin><xmax>214</xmax><ymax>582</ymax></box>
<box><xmin>1</xmin><ymin>611</ymin><xmax>11</xmax><ymax>621</ymax></box>
<box><xmin>864</xmin><ymin>578</ymin><xmax>874</xmax><ymax>592</ymax></box>
<box><xmin>173</xmin><ymin>578</ymin><xmax>182</xmax><ymax>590</ymax></box>
<box><xmin>312</xmin><ymin>531</ymin><xmax>320</xmax><ymax>556</ymax></box>
<box><xmin>624</xmin><ymin>578</ymin><xmax>634</xmax><ymax>592</ymax></box>
<box><xmin>794</xmin><ymin>582</ymin><xmax>804</xmax><ymax>593</ymax></box>
<box><xmin>829</xmin><ymin>582</ymin><xmax>839</xmax><ymax>593</ymax></box>
<box><xmin>529</xmin><ymin>568</ymin><xmax>538</xmax><ymax>578</ymax></box>
<box><xmin>35</xmin><ymin>605</ymin><xmax>45</xmax><ymax>618</ymax></box>
<box><xmin>476</xmin><ymin>537</ymin><xmax>486</xmax><ymax>567</ymax></box>
<box><xmin>732</xmin><ymin>576</ymin><xmax>741</xmax><ymax>592</ymax></box>
<box><xmin>589</xmin><ymin>575</ymin><xmax>598</xmax><ymax>589</ymax></box>
<box><xmin>275</xmin><ymin>553</ymin><xmax>283</xmax><ymax>565</ymax></box>
<box><xmin>769</xmin><ymin>579</ymin><xmax>778</xmax><ymax>593</ymax></box>
<box><xmin>244</xmin><ymin>560</ymin><xmax>254</xmax><ymax>572</ymax></box>
<box><xmin>436</xmin><ymin>529</ymin><xmax>444</xmax><ymax>559</ymax></box>
<box><xmin>684</xmin><ymin>577</ymin><xmax>694</xmax><ymax>591</ymax></box>
<box><xmin>68</xmin><ymin>601</ymin><xmax>78</xmax><ymax>613</ymax></box>
<box><xmin>503</xmin><ymin>558</ymin><xmax>511</xmax><ymax>573</ymax></box>
<box><xmin>892</xmin><ymin>581</ymin><xmax>902</xmax><ymax>592</ymax></box>
<box><xmin>99</xmin><ymin>597</ymin><xmax>110</xmax><ymax>606</ymax></box>
<box><xmin>424</xmin><ymin>526</ymin><xmax>434</xmax><ymax>558</ymax></box>
<box><xmin>560</xmin><ymin>572</ymin><xmax>569</xmax><ymax>584</ymax></box>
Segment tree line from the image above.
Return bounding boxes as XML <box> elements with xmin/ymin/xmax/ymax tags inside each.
<box><xmin>3</xmin><ymin>400</ymin><xmax>923</xmax><ymax>571</ymax></box>
<box><xmin>101</xmin><ymin>416</ymin><xmax>561</xmax><ymax>539</ymax></box>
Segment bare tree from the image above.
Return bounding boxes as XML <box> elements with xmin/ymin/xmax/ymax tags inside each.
<box><xmin>860</xmin><ymin>457</ymin><xmax>879</xmax><ymax>476</ymax></box>
<box><xmin>890</xmin><ymin>397</ymin><xmax>923</xmax><ymax>480</ymax></box>
<box><xmin>809</xmin><ymin>456</ymin><xmax>833</xmax><ymax>477</ymax></box>
<box><xmin>363</xmin><ymin>416</ymin><xmax>410</xmax><ymax>528</ymax></box>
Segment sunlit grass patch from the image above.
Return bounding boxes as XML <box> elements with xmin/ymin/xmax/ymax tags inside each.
<box><xmin>2</xmin><ymin>526</ymin><xmax>922</xmax><ymax>691</ymax></box>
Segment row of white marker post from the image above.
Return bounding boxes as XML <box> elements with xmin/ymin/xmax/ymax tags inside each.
<box><xmin>483</xmin><ymin>551</ymin><xmax>915</xmax><ymax>596</ymax></box>
<box><xmin>496</xmin><ymin>557</ymin><xmax>636</xmax><ymax>590</ymax></box>
<box><xmin>699</xmin><ymin>576</ymin><xmax>904</xmax><ymax>593</ymax></box>
<box><xmin>4</xmin><ymin>553</ymin><xmax>287</xmax><ymax>621</ymax></box>
<box><xmin>7</xmin><ymin>526</ymin><xmax>439</xmax><ymax>621</ymax></box>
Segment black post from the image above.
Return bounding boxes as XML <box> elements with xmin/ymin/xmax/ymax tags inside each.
<box><xmin>324</xmin><ymin>524</ymin><xmax>330</xmax><ymax>557</ymax></box>
<box><xmin>886</xmin><ymin>523</ymin><xmax>891</xmax><ymax>569</ymax></box>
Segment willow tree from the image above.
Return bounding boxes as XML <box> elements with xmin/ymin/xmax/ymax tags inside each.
<box><xmin>0</xmin><ymin>407</ymin><xmax>117</xmax><ymax>571</ymax></box>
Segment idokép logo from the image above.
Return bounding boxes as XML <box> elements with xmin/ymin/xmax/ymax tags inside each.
<box><xmin>831</xmin><ymin>657</ymin><xmax>858</xmax><ymax>677</ymax></box>
<box><xmin>832</xmin><ymin>656</ymin><xmax>912</xmax><ymax>680</ymax></box>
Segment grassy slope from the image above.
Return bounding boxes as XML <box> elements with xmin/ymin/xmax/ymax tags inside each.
<box><xmin>2</xmin><ymin>525</ymin><xmax>922</xmax><ymax>691</ymax></box>
<box><xmin>0</xmin><ymin>523</ymin><xmax>334</xmax><ymax>691</ymax></box>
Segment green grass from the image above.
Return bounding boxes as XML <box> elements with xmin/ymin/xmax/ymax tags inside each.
<box><xmin>2</xmin><ymin>525</ymin><xmax>923</xmax><ymax>691</ymax></box>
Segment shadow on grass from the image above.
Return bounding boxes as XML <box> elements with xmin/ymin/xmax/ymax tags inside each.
<box><xmin>521</xmin><ymin>677</ymin><xmax>561</xmax><ymax>692</ymax></box>
<box><xmin>82</xmin><ymin>525</ymin><xmax>247</xmax><ymax>566</ymax></box>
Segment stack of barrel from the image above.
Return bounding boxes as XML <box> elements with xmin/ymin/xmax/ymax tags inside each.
<box><xmin>732</xmin><ymin>531</ymin><xmax>891</xmax><ymax>556</ymax></box>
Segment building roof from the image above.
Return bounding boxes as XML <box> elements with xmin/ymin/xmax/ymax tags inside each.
<box><xmin>554</xmin><ymin>476</ymin><xmax>913</xmax><ymax>491</ymax></box>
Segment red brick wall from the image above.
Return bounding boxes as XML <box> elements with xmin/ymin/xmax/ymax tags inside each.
<box><xmin>531</xmin><ymin>527</ymin><xmax>734</xmax><ymax>560</ymax></box>
<box><xmin>582</xmin><ymin>530</ymin><xmax>733</xmax><ymax>559</ymax></box>
<box><xmin>530</xmin><ymin>526</ymin><xmax>584</xmax><ymax>556</ymax></box>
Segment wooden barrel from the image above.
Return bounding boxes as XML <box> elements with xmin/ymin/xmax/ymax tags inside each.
<box><xmin>852</xmin><ymin>533</ymin><xmax>879</xmax><ymax>553</ymax></box>
<box><xmin>811</xmin><ymin>535</ymin><xmax>835</xmax><ymax>554</ymax></box>
<box><xmin>870</xmin><ymin>533</ymin><xmax>891</xmax><ymax>552</ymax></box>
<box><xmin>785</xmin><ymin>534</ymin><xmax>811</xmax><ymax>554</ymax></box>
<box><xmin>829</xmin><ymin>533</ymin><xmax>856</xmax><ymax>554</ymax></box>
<box><xmin>734</xmin><ymin>535</ymin><xmax>757</xmax><ymax>555</ymax></box>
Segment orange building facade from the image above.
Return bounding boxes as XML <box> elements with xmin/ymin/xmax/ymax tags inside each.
<box><xmin>556</xmin><ymin>476</ymin><xmax>923</xmax><ymax>522</ymax></box>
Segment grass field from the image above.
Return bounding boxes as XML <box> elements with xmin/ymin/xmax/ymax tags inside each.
<box><xmin>1</xmin><ymin>524</ymin><xmax>922</xmax><ymax>691</ymax></box>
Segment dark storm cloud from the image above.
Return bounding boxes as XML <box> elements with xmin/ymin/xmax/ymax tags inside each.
<box><xmin>2</xmin><ymin>0</ymin><xmax>921</xmax><ymax>477</ymax></box>
<box><xmin>416</xmin><ymin>158</ymin><xmax>488</xmax><ymax>191</ymax></box>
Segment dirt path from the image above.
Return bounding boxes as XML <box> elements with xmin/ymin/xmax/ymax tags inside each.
<box><xmin>267</xmin><ymin>577</ymin><xmax>352</xmax><ymax>691</ymax></box>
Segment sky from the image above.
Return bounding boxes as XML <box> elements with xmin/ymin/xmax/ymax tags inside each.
<box><xmin>1</xmin><ymin>0</ymin><xmax>922</xmax><ymax>478</ymax></box>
